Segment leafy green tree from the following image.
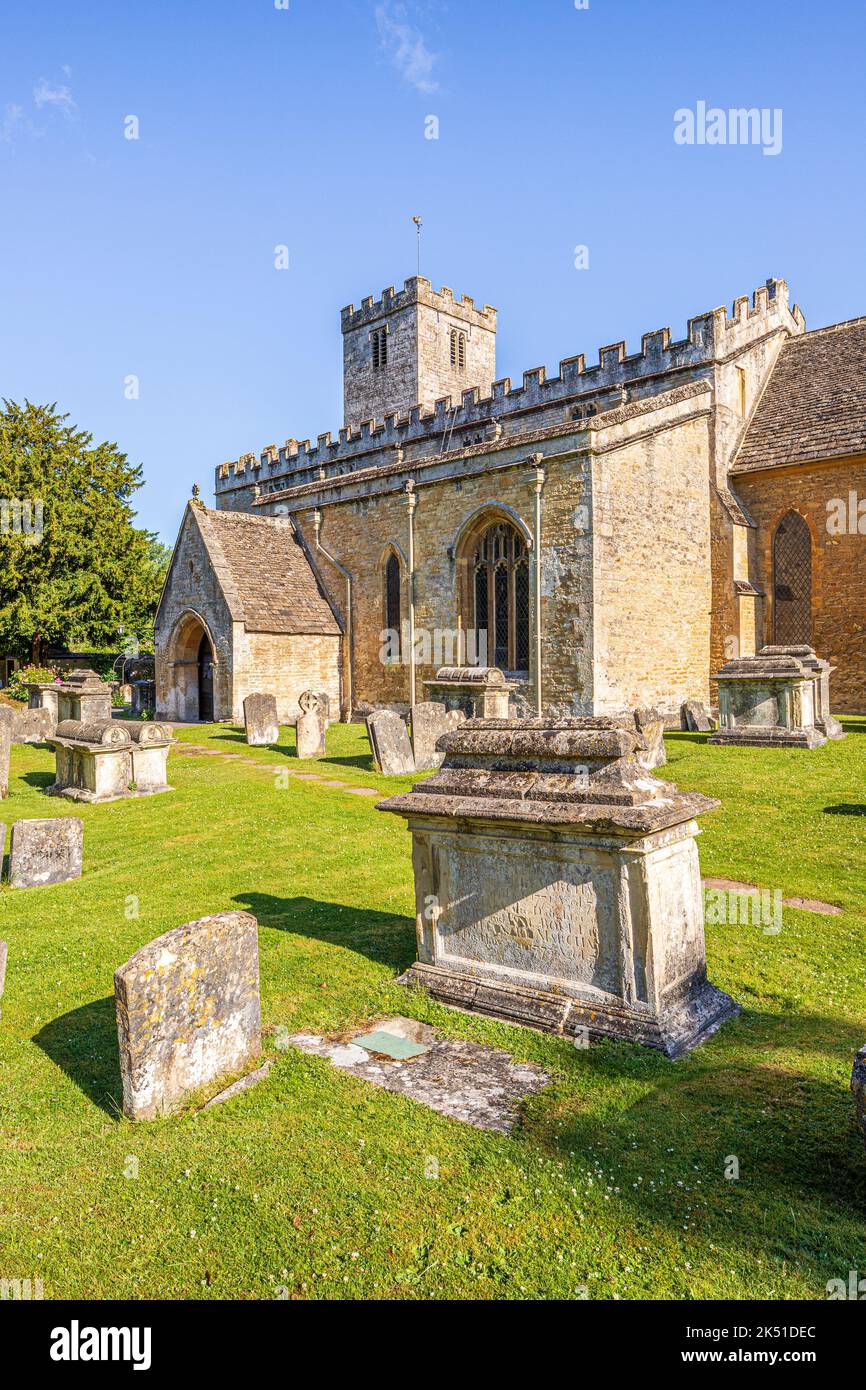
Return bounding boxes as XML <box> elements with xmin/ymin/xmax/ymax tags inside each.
<box><xmin>0</xmin><ymin>400</ymin><xmax>167</xmax><ymax>662</ymax></box>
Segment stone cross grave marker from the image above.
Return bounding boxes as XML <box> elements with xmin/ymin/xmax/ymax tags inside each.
<box><xmin>9</xmin><ymin>817</ymin><xmax>84</xmax><ymax>889</ymax></box>
<box><xmin>243</xmin><ymin>693</ymin><xmax>279</xmax><ymax>747</ymax></box>
<box><xmin>366</xmin><ymin>709</ymin><xmax>415</xmax><ymax>775</ymax></box>
<box><xmin>410</xmin><ymin>702</ymin><xmax>467</xmax><ymax>771</ymax></box>
<box><xmin>114</xmin><ymin>910</ymin><xmax>262</xmax><ymax>1121</ymax></box>
<box><xmin>296</xmin><ymin>690</ymin><xmax>327</xmax><ymax>759</ymax></box>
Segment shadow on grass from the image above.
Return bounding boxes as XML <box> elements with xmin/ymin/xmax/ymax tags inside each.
<box><xmin>535</xmin><ymin>1008</ymin><xmax>866</xmax><ymax>1271</ymax></box>
<box><xmin>233</xmin><ymin>891</ymin><xmax>414</xmax><ymax>974</ymax></box>
<box><xmin>22</xmin><ymin>771</ymin><xmax>55</xmax><ymax>789</ymax></box>
<box><xmin>33</xmin><ymin>996</ymin><xmax>122</xmax><ymax>1117</ymax></box>
<box><xmin>823</xmin><ymin>804</ymin><xmax>866</xmax><ymax>816</ymax></box>
<box><xmin>664</xmin><ymin>732</ymin><xmax>710</xmax><ymax>746</ymax></box>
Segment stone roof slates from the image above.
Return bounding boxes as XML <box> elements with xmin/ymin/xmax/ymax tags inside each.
<box><xmin>195</xmin><ymin>507</ymin><xmax>341</xmax><ymax>636</ymax></box>
<box><xmin>733</xmin><ymin>317</ymin><xmax>866</xmax><ymax>472</ymax></box>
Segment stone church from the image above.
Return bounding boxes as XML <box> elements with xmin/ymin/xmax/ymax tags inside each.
<box><xmin>155</xmin><ymin>273</ymin><xmax>866</xmax><ymax>723</ymax></box>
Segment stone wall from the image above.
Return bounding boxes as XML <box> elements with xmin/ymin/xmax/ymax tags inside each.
<box><xmin>735</xmin><ymin>457</ymin><xmax>866</xmax><ymax>712</ymax></box>
<box><xmin>591</xmin><ymin>409</ymin><xmax>714</xmax><ymax>714</ymax></box>
<box><xmin>233</xmin><ymin>632</ymin><xmax>341</xmax><ymax>724</ymax></box>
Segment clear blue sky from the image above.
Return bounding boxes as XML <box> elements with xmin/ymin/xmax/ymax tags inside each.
<box><xmin>2</xmin><ymin>0</ymin><xmax>864</xmax><ymax>543</ymax></box>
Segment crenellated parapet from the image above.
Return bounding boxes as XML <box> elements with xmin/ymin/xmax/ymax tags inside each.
<box><xmin>215</xmin><ymin>278</ymin><xmax>803</xmax><ymax>503</ymax></box>
<box><xmin>341</xmin><ymin>276</ymin><xmax>497</xmax><ymax>334</ymax></box>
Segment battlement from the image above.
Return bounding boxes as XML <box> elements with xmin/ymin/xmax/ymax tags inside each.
<box><xmin>216</xmin><ymin>278</ymin><xmax>803</xmax><ymax>500</ymax></box>
<box><xmin>341</xmin><ymin>276</ymin><xmax>497</xmax><ymax>334</ymax></box>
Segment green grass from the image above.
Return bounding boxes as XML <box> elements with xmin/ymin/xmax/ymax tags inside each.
<box><xmin>1</xmin><ymin>720</ymin><xmax>864</xmax><ymax>1300</ymax></box>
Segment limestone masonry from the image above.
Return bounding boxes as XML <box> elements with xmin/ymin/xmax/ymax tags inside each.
<box><xmin>156</xmin><ymin>274</ymin><xmax>866</xmax><ymax>722</ymax></box>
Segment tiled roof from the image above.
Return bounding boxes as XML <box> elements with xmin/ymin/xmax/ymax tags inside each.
<box><xmin>195</xmin><ymin>506</ymin><xmax>341</xmax><ymax>636</ymax></box>
<box><xmin>733</xmin><ymin>317</ymin><xmax>866</xmax><ymax>473</ymax></box>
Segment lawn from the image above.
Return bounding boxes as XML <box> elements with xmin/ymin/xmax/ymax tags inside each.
<box><xmin>0</xmin><ymin>719</ymin><xmax>864</xmax><ymax>1300</ymax></box>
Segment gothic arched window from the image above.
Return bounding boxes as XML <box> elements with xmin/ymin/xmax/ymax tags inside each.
<box><xmin>471</xmin><ymin>520</ymin><xmax>529</xmax><ymax>672</ymax></box>
<box><xmin>773</xmin><ymin>511</ymin><xmax>812</xmax><ymax>644</ymax></box>
<box><xmin>385</xmin><ymin>551</ymin><xmax>401</xmax><ymax>656</ymax></box>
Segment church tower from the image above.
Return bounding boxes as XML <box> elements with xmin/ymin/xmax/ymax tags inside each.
<box><xmin>341</xmin><ymin>276</ymin><xmax>497</xmax><ymax>430</ymax></box>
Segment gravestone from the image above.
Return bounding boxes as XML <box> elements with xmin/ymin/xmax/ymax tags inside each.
<box><xmin>681</xmin><ymin>699</ymin><xmax>712</xmax><ymax>733</ymax></box>
<box><xmin>410</xmin><ymin>702</ymin><xmax>466</xmax><ymax>771</ymax></box>
<box><xmin>0</xmin><ymin>718</ymin><xmax>10</xmax><ymax>798</ymax></box>
<box><xmin>48</xmin><ymin>720</ymin><xmax>135</xmax><ymax>803</ymax></box>
<box><xmin>9</xmin><ymin>817</ymin><xmax>84</xmax><ymax>889</ymax></box>
<box><xmin>296</xmin><ymin>690</ymin><xmax>327</xmax><ymax>758</ymax></box>
<box><xmin>0</xmin><ymin>938</ymin><xmax>7</xmax><ymax>1020</ymax></box>
<box><xmin>379</xmin><ymin>718</ymin><xmax>738</xmax><ymax>1058</ymax></box>
<box><xmin>0</xmin><ymin>704</ymin><xmax>55</xmax><ymax>745</ymax></box>
<box><xmin>366</xmin><ymin>709</ymin><xmax>415</xmax><ymax>775</ymax></box>
<box><xmin>114</xmin><ymin>910</ymin><xmax>261</xmax><ymax>1121</ymax></box>
<box><xmin>853</xmin><ymin>1046</ymin><xmax>866</xmax><ymax>1156</ymax></box>
<box><xmin>316</xmin><ymin>692</ymin><xmax>332</xmax><ymax>728</ymax></box>
<box><xmin>633</xmin><ymin>706</ymin><xmax>667</xmax><ymax>769</ymax></box>
<box><xmin>243</xmin><ymin>692</ymin><xmax>279</xmax><ymax>747</ymax></box>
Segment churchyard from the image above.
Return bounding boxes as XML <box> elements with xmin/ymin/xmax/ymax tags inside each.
<box><xmin>1</xmin><ymin>718</ymin><xmax>865</xmax><ymax>1300</ymax></box>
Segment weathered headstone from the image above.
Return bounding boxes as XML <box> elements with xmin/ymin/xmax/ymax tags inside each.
<box><xmin>633</xmin><ymin>706</ymin><xmax>667</xmax><ymax>769</ymax></box>
<box><xmin>243</xmin><ymin>692</ymin><xmax>279</xmax><ymax>747</ymax></box>
<box><xmin>682</xmin><ymin>699</ymin><xmax>712</xmax><ymax>733</ymax></box>
<box><xmin>316</xmin><ymin>692</ymin><xmax>332</xmax><ymax>728</ymax></box>
<box><xmin>0</xmin><ymin>704</ymin><xmax>55</xmax><ymax>745</ymax></box>
<box><xmin>410</xmin><ymin>702</ymin><xmax>467</xmax><ymax>771</ymax></box>
<box><xmin>853</xmin><ymin>1046</ymin><xmax>866</xmax><ymax>1156</ymax></box>
<box><xmin>296</xmin><ymin>690</ymin><xmax>327</xmax><ymax>759</ymax></box>
<box><xmin>9</xmin><ymin>817</ymin><xmax>84</xmax><ymax>889</ymax></box>
<box><xmin>366</xmin><ymin>709</ymin><xmax>415</xmax><ymax>775</ymax></box>
<box><xmin>0</xmin><ymin>717</ymin><xmax>10</xmax><ymax>799</ymax></box>
<box><xmin>114</xmin><ymin>910</ymin><xmax>261</xmax><ymax>1121</ymax></box>
<box><xmin>0</xmin><ymin>938</ymin><xmax>7</xmax><ymax>1021</ymax></box>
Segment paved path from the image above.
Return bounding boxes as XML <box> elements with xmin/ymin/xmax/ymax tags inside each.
<box><xmin>176</xmin><ymin>744</ymin><xmax>381</xmax><ymax>799</ymax></box>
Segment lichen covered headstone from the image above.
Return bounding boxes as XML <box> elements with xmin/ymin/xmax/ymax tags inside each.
<box><xmin>296</xmin><ymin>690</ymin><xmax>326</xmax><ymax>759</ymax></box>
<box><xmin>243</xmin><ymin>692</ymin><xmax>279</xmax><ymax>747</ymax></box>
<box><xmin>9</xmin><ymin>817</ymin><xmax>84</xmax><ymax>889</ymax></box>
<box><xmin>114</xmin><ymin>910</ymin><xmax>261</xmax><ymax>1120</ymax></box>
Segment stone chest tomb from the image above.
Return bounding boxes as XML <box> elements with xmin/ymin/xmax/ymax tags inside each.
<box><xmin>28</xmin><ymin>667</ymin><xmax>112</xmax><ymax>725</ymax></box>
<box><xmin>48</xmin><ymin>719</ymin><xmax>172</xmax><ymax>803</ymax></box>
<box><xmin>378</xmin><ymin>718</ymin><xmax>738</xmax><ymax>1058</ymax></box>
<box><xmin>710</xmin><ymin>645</ymin><xmax>843</xmax><ymax>748</ymax></box>
<box><xmin>423</xmin><ymin>667</ymin><xmax>513</xmax><ymax>720</ymax></box>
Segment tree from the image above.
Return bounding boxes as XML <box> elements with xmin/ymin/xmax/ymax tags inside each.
<box><xmin>0</xmin><ymin>400</ymin><xmax>167</xmax><ymax>662</ymax></box>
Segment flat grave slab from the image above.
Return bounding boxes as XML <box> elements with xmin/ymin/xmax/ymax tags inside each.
<box><xmin>286</xmin><ymin>1016</ymin><xmax>550</xmax><ymax>1132</ymax></box>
